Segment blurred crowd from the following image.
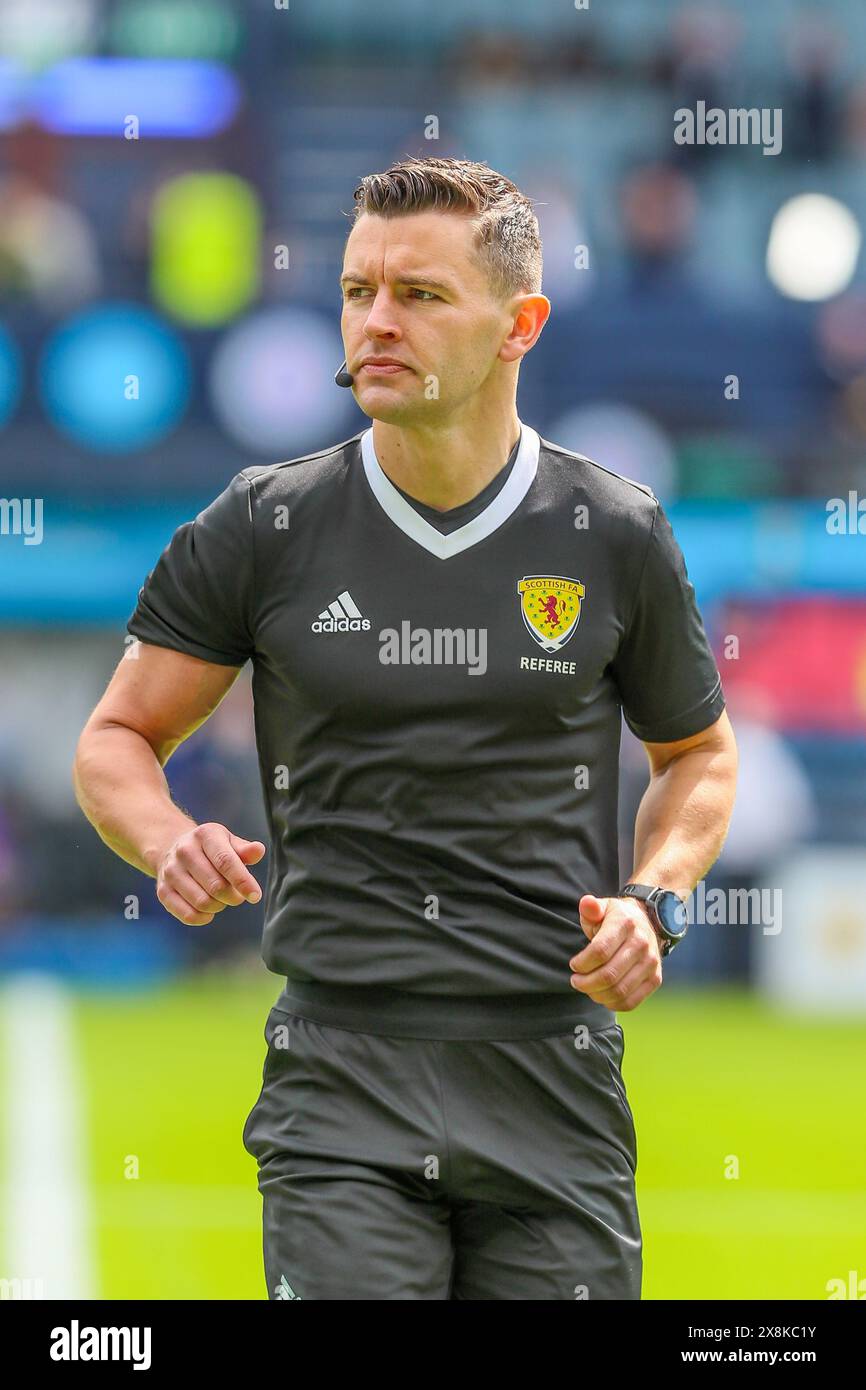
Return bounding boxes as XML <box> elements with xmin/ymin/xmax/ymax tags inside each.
<box><xmin>2</xmin><ymin>0</ymin><xmax>865</xmax><ymax>982</ymax></box>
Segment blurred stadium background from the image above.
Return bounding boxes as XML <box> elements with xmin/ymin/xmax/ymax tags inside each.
<box><xmin>1</xmin><ymin>0</ymin><xmax>865</xmax><ymax>1300</ymax></box>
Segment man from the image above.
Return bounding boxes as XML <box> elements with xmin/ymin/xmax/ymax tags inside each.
<box><xmin>73</xmin><ymin>156</ymin><xmax>737</xmax><ymax>1300</ymax></box>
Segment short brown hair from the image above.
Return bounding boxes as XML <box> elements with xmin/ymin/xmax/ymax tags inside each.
<box><xmin>350</xmin><ymin>156</ymin><xmax>543</xmax><ymax>302</ymax></box>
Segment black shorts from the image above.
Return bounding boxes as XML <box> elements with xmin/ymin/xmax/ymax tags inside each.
<box><xmin>242</xmin><ymin>983</ymin><xmax>641</xmax><ymax>1300</ymax></box>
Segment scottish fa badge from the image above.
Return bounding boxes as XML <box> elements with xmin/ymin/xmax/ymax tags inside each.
<box><xmin>517</xmin><ymin>575</ymin><xmax>585</xmax><ymax>653</ymax></box>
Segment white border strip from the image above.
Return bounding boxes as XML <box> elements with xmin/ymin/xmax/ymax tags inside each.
<box><xmin>360</xmin><ymin>422</ymin><xmax>540</xmax><ymax>559</ymax></box>
<box><xmin>2</xmin><ymin>974</ymin><xmax>96</xmax><ymax>1299</ymax></box>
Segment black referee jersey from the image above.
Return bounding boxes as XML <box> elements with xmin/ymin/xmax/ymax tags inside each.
<box><xmin>127</xmin><ymin>419</ymin><xmax>725</xmax><ymax>1034</ymax></box>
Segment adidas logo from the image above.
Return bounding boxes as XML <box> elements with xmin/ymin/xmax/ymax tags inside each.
<box><xmin>311</xmin><ymin>589</ymin><xmax>371</xmax><ymax>633</ymax></box>
<box><xmin>274</xmin><ymin>1274</ymin><xmax>302</xmax><ymax>1300</ymax></box>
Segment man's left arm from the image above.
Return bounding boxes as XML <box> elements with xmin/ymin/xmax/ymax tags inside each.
<box><xmin>570</xmin><ymin>709</ymin><xmax>738</xmax><ymax>1011</ymax></box>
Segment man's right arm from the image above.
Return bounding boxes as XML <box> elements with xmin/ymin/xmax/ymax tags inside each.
<box><xmin>72</xmin><ymin>639</ymin><xmax>265</xmax><ymax>925</ymax></box>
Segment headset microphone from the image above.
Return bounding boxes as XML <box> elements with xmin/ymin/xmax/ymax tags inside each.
<box><xmin>335</xmin><ymin>359</ymin><xmax>354</xmax><ymax>388</ymax></box>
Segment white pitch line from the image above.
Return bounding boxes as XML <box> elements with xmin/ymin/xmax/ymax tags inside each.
<box><xmin>2</xmin><ymin>972</ymin><xmax>96</xmax><ymax>1299</ymax></box>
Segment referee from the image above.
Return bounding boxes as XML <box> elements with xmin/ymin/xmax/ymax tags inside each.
<box><xmin>73</xmin><ymin>156</ymin><xmax>738</xmax><ymax>1300</ymax></box>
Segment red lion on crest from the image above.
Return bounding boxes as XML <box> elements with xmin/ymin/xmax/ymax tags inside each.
<box><xmin>539</xmin><ymin>594</ymin><xmax>560</xmax><ymax>626</ymax></box>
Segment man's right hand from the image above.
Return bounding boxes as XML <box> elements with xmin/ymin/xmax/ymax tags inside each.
<box><xmin>155</xmin><ymin>822</ymin><xmax>267</xmax><ymax>925</ymax></box>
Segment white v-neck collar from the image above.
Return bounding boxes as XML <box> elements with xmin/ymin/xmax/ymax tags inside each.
<box><xmin>359</xmin><ymin>421</ymin><xmax>540</xmax><ymax>559</ymax></box>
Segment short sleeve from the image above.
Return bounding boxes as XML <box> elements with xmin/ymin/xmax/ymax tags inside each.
<box><xmin>611</xmin><ymin>500</ymin><xmax>725</xmax><ymax>742</ymax></box>
<box><xmin>126</xmin><ymin>471</ymin><xmax>255</xmax><ymax>666</ymax></box>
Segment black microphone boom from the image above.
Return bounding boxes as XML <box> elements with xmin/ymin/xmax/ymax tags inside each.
<box><xmin>335</xmin><ymin>359</ymin><xmax>354</xmax><ymax>388</ymax></box>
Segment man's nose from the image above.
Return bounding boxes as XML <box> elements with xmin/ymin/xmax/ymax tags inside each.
<box><xmin>363</xmin><ymin>288</ymin><xmax>402</xmax><ymax>339</ymax></box>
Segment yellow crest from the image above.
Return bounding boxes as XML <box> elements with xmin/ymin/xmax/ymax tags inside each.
<box><xmin>517</xmin><ymin>575</ymin><xmax>585</xmax><ymax>653</ymax></box>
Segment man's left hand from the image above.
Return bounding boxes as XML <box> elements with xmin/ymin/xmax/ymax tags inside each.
<box><xmin>569</xmin><ymin>894</ymin><xmax>664</xmax><ymax>1011</ymax></box>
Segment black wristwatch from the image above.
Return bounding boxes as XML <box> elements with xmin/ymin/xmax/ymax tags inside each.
<box><xmin>620</xmin><ymin>883</ymin><xmax>689</xmax><ymax>957</ymax></box>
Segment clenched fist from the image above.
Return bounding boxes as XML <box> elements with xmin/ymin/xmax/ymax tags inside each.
<box><xmin>155</xmin><ymin>821</ymin><xmax>267</xmax><ymax>926</ymax></box>
<box><xmin>568</xmin><ymin>893</ymin><xmax>664</xmax><ymax>1012</ymax></box>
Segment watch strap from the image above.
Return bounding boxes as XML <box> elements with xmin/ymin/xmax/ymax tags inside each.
<box><xmin>620</xmin><ymin>883</ymin><xmax>677</xmax><ymax>955</ymax></box>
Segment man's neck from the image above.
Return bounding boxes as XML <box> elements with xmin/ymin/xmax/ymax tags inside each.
<box><xmin>370</xmin><ymin>410</ymin><xmax>522</xmax><ymax>513</ymax></box>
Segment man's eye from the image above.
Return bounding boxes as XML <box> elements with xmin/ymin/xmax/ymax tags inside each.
<box><xmin>343</xmin><ymin>286</ymin><xmax>437</xmax><ymax>301</ymax></box>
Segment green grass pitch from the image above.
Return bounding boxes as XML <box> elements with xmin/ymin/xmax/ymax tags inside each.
<box><xmin>2</xmin><ymin>973</ymin><xmax>864</xmax><ymax>1299</ymax></box>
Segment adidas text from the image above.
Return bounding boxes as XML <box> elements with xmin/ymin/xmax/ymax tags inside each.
<box><xmin>312</xmin><ymin>615</ymin><xmax>371</xmax><ymax>632</ymax></box>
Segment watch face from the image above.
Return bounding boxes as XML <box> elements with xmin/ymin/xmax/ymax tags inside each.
<box><xmin>656</xmin><ymin>891</ymin><xmax>689</xmax><ymax>938</ymax></box>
